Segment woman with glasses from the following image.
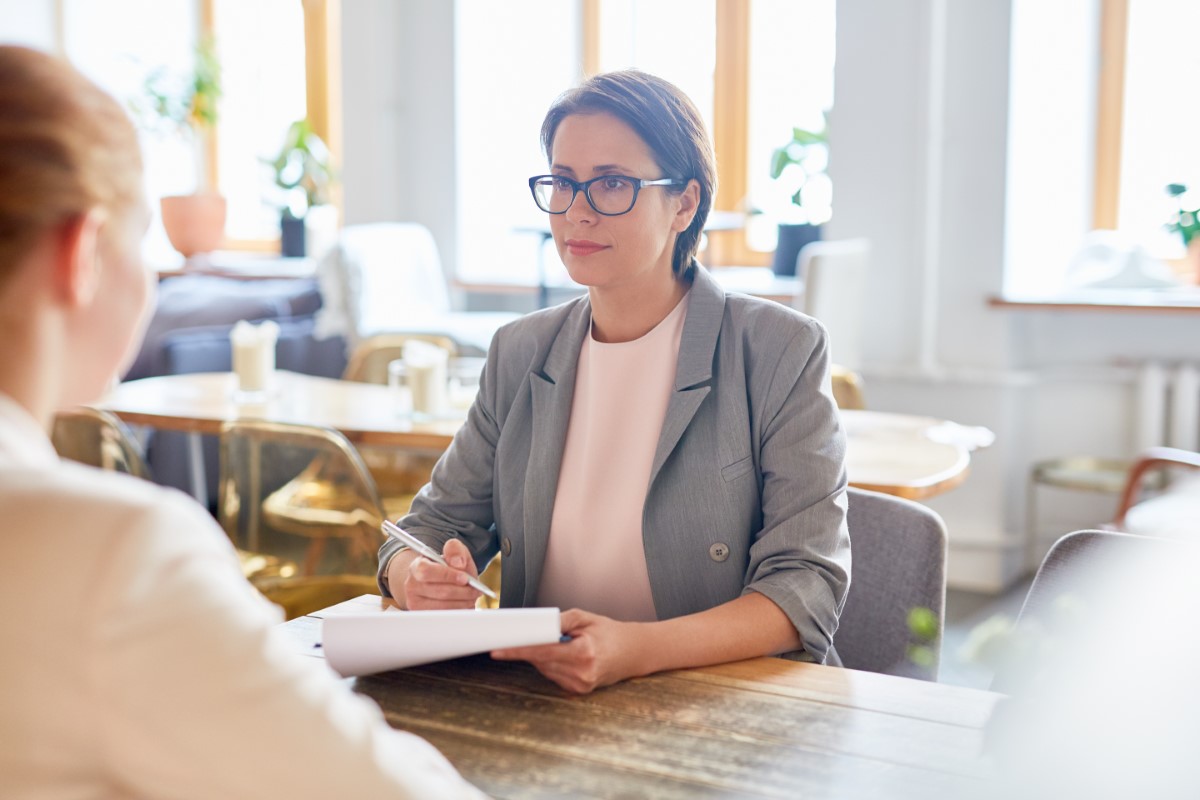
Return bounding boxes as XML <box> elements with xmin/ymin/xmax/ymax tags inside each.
<box><xmin>380</xmin><ymin>70</ymin><xmax>850</xmax><ymax>694</ymax></box>
<box><xmin>0</xmin><ymin>46</ymin><xmax>485</xmax><ymax>798</ymax></box>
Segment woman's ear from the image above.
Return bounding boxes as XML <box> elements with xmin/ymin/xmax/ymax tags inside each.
<box><xmin>53</xmin><ymin>209</ymin><xmax>106</xmax><ymax>307</ymax></box>
<box><xmin>671</xmin><ymin>179</ymin><xmax>701</xmax><ymax>233</ymax></box>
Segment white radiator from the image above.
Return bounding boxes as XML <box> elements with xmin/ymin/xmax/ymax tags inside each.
<box><xmin>1136</xmin><ymin>362</ymin><xmax>1200</xmax><ymax>452</ymax></box>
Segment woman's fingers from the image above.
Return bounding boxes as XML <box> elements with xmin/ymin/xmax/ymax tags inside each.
<box><xmin>441</xmin><ymin>538</ymin><xmax>479</xmax><ymax>577</ymax></box>
<box><xmin>491</xmin><ymin>640</ymin><xmax>570</xmax><ymax>661</ymax></box>
<box><xmin>410</xmin><ymin>556</ymin><xmax>474</xmax><ymax>587</ymax></box>
<box><xmin>403</xmin><ymin>545</ymin><xmax>484</xmax><ymax>610</ymax></box>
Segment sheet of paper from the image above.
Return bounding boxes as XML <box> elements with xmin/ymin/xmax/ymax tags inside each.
<box><xmin>322</xmin><ymin>607</ymin><xmax>562</xmax><ymax>678</ymax></box>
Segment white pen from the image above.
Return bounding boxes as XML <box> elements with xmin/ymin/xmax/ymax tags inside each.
<box><xmin>382</xmin><ymin>519</ymin><xmax>498</xmax><ymax>600</ymax></box>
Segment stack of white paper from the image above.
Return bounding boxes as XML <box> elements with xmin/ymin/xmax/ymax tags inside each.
<box><xmin>322</xmin><ymin>607</ymin><xmax>562</xmax><ymax>678</ymax></box>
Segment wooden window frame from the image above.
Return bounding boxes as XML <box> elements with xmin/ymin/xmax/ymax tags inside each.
<box><xmin>202</xmin><ymin>0</ymin><xmax>343</xmax><ymax>252</ymax></box>
<box><xmin>1092</xmin><ymin>0</ymin><xmax>1128</xmax><ymax>231</ymax></box>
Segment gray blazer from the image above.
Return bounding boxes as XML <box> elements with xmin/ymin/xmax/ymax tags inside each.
<box><xmin>378</xmin><ymin>265</ymin><xmax>851</xmax><ymax>661</ymax></box>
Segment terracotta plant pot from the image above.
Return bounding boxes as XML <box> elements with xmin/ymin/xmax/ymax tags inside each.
<box><xmin>160</xmin><ymin>193</ymin><xmax>227</xmax><ymax>258</ymax></box>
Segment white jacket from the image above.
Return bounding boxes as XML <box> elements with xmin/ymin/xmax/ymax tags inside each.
<box><xmin>0</xmin><ymin>393</ymin><xmax>485</xmax><ymax>799</ymax></box>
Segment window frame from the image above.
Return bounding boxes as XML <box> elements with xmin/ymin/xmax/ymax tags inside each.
<box><xmin>1091</xmin><ymin>0</ymin><xmax>1127</xmax><ymax>232</ymax></box>
<box><xmin>200</xmin><ymin>0</ymin><xmax>342</xmax><ymax>252</ymax></box>
<box><xmin>581</xmin><ymin>0</ymin><xmax>769</xmax><ymax>268</ymax></box>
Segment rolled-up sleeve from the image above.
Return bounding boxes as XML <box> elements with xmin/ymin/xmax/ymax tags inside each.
<box><xmin>742</xmin><ymin>320</ymin><xmax>851</xmax><ymax>663</ymax></box>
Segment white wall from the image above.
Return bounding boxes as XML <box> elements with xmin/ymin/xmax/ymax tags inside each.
<box><xmin>341</xmin><ymin>0</ymin><xmax>459</xmax><ymax>275</ymax></box>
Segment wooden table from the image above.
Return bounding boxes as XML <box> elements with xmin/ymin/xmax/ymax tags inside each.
<box><xmin>282</xmin><ymin>595</ymin><xmax>1002</xmax><ymax>799</ymax></box>
<box><xmin>100</xmin><ymin>370</ymin><xmax>460</xmax><ymax>451</ymax></box>
<box><xmin>98</xmin><ymin>371</ymin><xmax>990</xmax><ymax>501</ymax></box>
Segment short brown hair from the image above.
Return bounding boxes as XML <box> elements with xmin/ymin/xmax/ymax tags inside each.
<box><xmin>0</xmin><ymin>46</ymin><xmax>143</xmax><ymax>283</ymax></box>
<box><xmin>540</xmin><ymin>70</ymin><xmax>715</xmax><ymax>276</ymax></box>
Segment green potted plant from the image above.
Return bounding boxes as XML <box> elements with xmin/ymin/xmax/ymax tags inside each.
<box><xmin>265</xmin><ymin>119</ymin><xmax>334</xmax><ymax>257</ymax></box>
<box><xmin>1166</xmin><ymin>183</ymin><xmax>1200</xmax><ymax>283</ymax></box>
<box><xmin>768</xmin><ymin>120</ymin><xmax>830</xmax><ymax>276</ymax></box>
<box><xmin>138</xmin><ymin>37</ymin><xmax>225</xmax><ymax>259</ymax></box>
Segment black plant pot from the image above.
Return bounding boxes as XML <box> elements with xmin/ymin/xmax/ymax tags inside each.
<box><xmin>771</xmin><ymin>223</ymin><xmax>822</xmax><ymax>277</ymax></box>
<box><xmin>280</xmin><ymin>212</ymin><xmax>307</xmax><ymax>257</ymax></box>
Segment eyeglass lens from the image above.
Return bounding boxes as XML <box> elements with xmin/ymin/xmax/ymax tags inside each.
<box><xmin>532</xmin><ymin>176</ymin><xmax>638</xmax><ymax>215</ymax></box>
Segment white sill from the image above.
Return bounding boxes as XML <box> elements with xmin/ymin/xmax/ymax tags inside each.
<box><xmin>989</xmin><ymin>286</ymin><xmax>1200</xmax><ymax>313</ymax></box>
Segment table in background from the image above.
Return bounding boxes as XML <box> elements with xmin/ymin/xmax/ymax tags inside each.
<box><xmin>98</xmin><ymin>371</ymin><xmax>992</xmax><ymax>502</ymax></box>
<box><xmin>282</xmin><ymin>595</ymin><xmax>1001</xmax><ymax>799</ymax></box>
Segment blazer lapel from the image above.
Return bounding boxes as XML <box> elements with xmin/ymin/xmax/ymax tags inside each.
<box><xmin>648</xmin><ymin>266</ymin><xmax>726</xmax><ymax>485</ymax></box>
<box><xmin>522</xmin><ymin>301</ymin><xmax>591</xmax><ymax>605</ymax></box>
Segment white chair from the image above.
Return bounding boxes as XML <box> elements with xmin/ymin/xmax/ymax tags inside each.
<box><xmin>793</xmin><ymin>238</ymin><xmax>870</xmax><ymax>371</ymax></box>
<box><xmin>314</xmin><ymin>222</ymin><xmax>519</xmax><ymax>356</ymax></box>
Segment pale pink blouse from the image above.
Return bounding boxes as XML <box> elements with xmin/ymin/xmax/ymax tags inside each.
<box><xmin>536</xmin><ymin>293</ymin><xmax>690</xmax><ymax>621</ymax></box>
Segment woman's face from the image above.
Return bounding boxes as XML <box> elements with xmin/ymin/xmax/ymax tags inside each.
<box><xmin>547</xmin><ymin>112</ymin><xmax>695</xmax><ymax>292</ymax></box>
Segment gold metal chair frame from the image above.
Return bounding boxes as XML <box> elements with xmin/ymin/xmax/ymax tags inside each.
<box><xmin>342</xmin><ymin>333</ymin><xmax>459</xmax><ymax>384</ymax></box>
<box><xmin>218</xmin><ymin>419</ymin><xmax>387</xmax><ymax>576</ymax></box>
<box><xmin>53</xmin><ymin>407</ymin><xmax>298</xmax><ymax>583</ymax></box>
<box><xmin>830</xmin><ymin>364</ymin><xmax>865</xmax><ymax>411</ymax></box>
<box><xmin>52</xmin><ymin>407</ymin><xmax>151</xmax><ymax>479</ymax></box>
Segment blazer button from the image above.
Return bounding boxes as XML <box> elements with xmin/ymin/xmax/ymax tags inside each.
<box><xmin>709</xmin><ymin>542</ymin><xmax>730</xmax><ymax>562</ymax></box>
<box><xmin>501</xmin><ymin>537</ymin><xmax>512</xmax><ymax>557</ymax></box>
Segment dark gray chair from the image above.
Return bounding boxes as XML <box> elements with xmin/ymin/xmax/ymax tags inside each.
<box><xmin>833</xmin><ymin>487</ymin><xmax>948</xmax><ymax>681</ymax></box>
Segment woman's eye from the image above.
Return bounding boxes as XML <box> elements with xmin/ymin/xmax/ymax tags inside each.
<box><xmin>552</xmin><ymin>178</ymin><xmax>573</xmax><ymax>191</ymax></box>
<box><xmin>601</xmin><ymin>177</ymin><xmax>628</xmax><ymax>192</ymax></box>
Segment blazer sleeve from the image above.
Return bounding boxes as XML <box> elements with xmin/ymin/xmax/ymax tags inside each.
<box><xmin>742</xmin><ymin>318</ymin><xmax>851</xmax><ymax>663</ymax></box>
<box><xmin>377</xmin><ymin>329</ymin><xmax>505</xmax><ymax>596</ymax></box>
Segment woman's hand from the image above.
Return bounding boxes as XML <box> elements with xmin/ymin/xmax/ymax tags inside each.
<box><xmin>395</xmin><ymin>538</ymin><xmax>482</xmax><ymax>611</ymax></box>
<box><xmin>491</xmin><ymin>609</ymin><xmax>650</xmax><ymax>694</ymax></box>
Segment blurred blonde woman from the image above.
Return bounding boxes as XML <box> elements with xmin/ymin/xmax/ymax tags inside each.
<box><xmin>0</xmin><ymin>46</ymin><xmax>484</xmax><ymax>799</ymax></box>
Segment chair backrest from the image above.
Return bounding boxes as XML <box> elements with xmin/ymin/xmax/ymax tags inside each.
<box><xmin>51</xmin><ymin>407</ymin><xmax>150</xmax><ymax>479</ymax></box>
<box><xmin>833</xmin><ymin>486</ymin><xmax>948</xmax><ymax>680</ymax></box>
<box><xmin>315</xmin><ymin>222</ymin><xmax>450</xmax><ymax>344</ymax></box>
<box><xmin>1017</xmin><ymin>529</ymin><xmax>1180</xmax><ymax>625</ymax></box>
<box><xmin>992</xmin><ymin>528</ymin><xmax>1186</xmax><ymax>692</ymax></box>
<box><xmin>343</xmin><ymin>333</ymin><xmax>458</xmax><ymax>384</ymax></box>
<box><xmin>829</xmin><ymin>364</ymin><xmax>866</xmax><ymax>410</ymax></box>
<box><xmin>795</xmin><ymin>238</ymin><xmax>870</xmax><ymax>371</ymax></box>
<box><xmin>217</xmin><ymin>420</ymin><xmax>386</xmax><ymax>556</ymax></box>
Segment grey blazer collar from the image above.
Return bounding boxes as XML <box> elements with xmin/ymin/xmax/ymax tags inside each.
<box><xmin>538</xmin><ymin>263</ymin><xmax>728</xmax><ymax>387</ymax></box>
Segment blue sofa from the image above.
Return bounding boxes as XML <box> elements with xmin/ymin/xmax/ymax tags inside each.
<box><xmin>128</xmin><ymin>275</ymin><xmax>349</xmax><ymax>503</ymax></box>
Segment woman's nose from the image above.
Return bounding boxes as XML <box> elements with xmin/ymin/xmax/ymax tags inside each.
<box><xmin>563</xmin><ymin>189</ymin><xmax>596</xmax><ymax>224</ymax></box>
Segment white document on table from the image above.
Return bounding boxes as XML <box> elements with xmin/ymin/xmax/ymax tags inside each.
<box><xmin>322</xmin><ymin>607</ymin><xmax>562</xmax><ymax>678</ymax></box>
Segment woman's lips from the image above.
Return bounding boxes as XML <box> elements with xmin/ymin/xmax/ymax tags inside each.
<box><xmin>565</xmin><ymin>239</ymin><xmax>608</xmax><ymax>256</ymax></box>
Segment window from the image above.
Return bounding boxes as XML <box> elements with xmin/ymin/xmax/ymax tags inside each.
<box><xmin>743</xmin><ymin>0</ymin><xmax>836</xmax><ymax>253</ymax></box>
<box><xmin>1099</xmin><ymin>0</ymin><xmax>1200</xmax><ymax>261</ymax></box>
<box><xmin>454</xmin><ymin>0</ymin><xmax>581</xmax><ymax>286</ymax></box>
<box><xmin>1005</xmin><ymin>0</ymin><xmax>1197</xmax><ymax>296</ymax></box>
<box><xmin>212</xmin><ymin>0</ymin><xmax>309</xmax><ymax>244</ymax></box>
<box><xmin>57</xmin><ymin>0</ymin><xmax>338</xmax><ymax>262</ymax></box>
<box><xmin>454</xmin><ymin>0</ymin><xmax>837</xmax><ymax>281</ymax></box>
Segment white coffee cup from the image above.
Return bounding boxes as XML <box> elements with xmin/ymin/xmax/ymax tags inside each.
<box><xmin>230</xmin><ymin>319</ymin><xmax>279</xmax><ymax>402</ymax></box>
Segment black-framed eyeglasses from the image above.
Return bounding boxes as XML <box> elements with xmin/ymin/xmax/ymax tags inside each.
<box><xmin>528</xmin><ymin>174</ymin><xmax>687</xmax><ymax>216</ymax></box>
